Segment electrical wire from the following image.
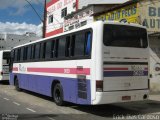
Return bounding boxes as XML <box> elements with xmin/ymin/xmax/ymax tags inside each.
<box><xmin>24</xmin><ymin>0</ymin><xmax>44</xmax><ymax>22</ymax></box>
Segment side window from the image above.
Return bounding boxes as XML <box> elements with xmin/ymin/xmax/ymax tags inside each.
<box><xmin>24</xmin><ymin>47</ymin><xmax>28</xmax><ymax>61</ymax></box>
<box><xmin>48</xmin><ymin>15</ymin><xmax>53</xmax><ymax>24</ymax></box>
<box><xmin>71</xmin><ymin>31</ymin><xmax>92</xmax><ymax>58</ymax></box>
<box><xmin>40</xmin><ymin>42</ymin><xmax>46</xmax><ymax>59</ymax></box>
<box><xmin>70</xmin><ymin>35</ymin><xmax>75</xmax><ymax>57</ymax></box>
<box><xmin>32</xmin><ymin>45</ymin><xmax>36</xmax><ymax>59</ymax></box>
<box><xmin>35</xmin><ymin>43</ymin><xmax>40</xmax><ymax>59</ymax></box>
<box><xmin>58</xmin><ymin>37</ymin><xmax>66</xmax><ymax>58</ymax></box>
<box><xmin>17</xmin><ymin>48</ymin><xmax>21</xmax><ymax>61</ymax></box>
<box><xmin>65</xmin><ymin>36</ymin><xmax>70</xmax><ymax>57</ymax></box>
<box><xmin>20</xmin><ymin>47</ymin><xmax>24</xmax><ymax>61</ymax></box>
<box><xmin>14</xmin><ymin>49</ymin><xmax>18</xmax><ymax>62</ymax></box>
<box><xmin>85</xmin><ymin>32</ymin><xmax>92</xmax><ymax>56</ymax></box>
<box><xmin>74</xmin><ymin>33</ymin><xmax>86</xmax><ymax>57</ymax></box>
<box><xmin>55</xmin><ymin>40</ymin><xmax>59</xmax><ymax>58</ymax></box>
<box><xmin>51</xmin><ymin>40</ymin><xmax>55</xmax><ymax>58</ymax></box>
<box><xmin>27</xmin><ymin>46</ymin><xmax>32</xmax><ymax>60</ymax></box>
<box><xmin>11</xmin><ymin>50</ymin><xmax>14</xmax><ymax>62</ymax></box>
<box><xmin>61</xmin><ymin>7</ymin><xmax>67</xmax><ymax>18</ymax></box>
<box><xmin>46</xmin><ymin>41</ymin><xmax>52</xmax><ymax>59</ymax></box>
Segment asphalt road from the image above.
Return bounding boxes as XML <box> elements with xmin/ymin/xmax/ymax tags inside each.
<box><xmin>1</xmin><ymin>81</ymin><xmax>160</xmax><ymax>120</ymax></box>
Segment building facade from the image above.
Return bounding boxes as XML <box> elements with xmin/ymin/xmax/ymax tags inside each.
<box><xmin>0</xmin><ymin>33</ymin><xmax>40</xmax><ymax>50</ymax></box>
<box><xmin>45</xmin><ymin>0</ymin><xmax>129</xmax><ymax>37</ymax></box>
<box><xmin>64</xmin><ymin>5</ymin><xmax>115</xmax><ymax>32</ymax></box>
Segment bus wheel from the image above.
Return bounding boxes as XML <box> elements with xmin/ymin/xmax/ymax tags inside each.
<box><xmin>53</xmin><ymin>83</ymin><xmax>64</xmax><ymax>106</ymax></box>
<box><xmin>15</xmin><ymin>77</ymin><xmax>21</xmax><ymax>91</ymax></box>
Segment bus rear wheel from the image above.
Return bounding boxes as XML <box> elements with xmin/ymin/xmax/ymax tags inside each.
<box><xmin>15</xmin><ymin>77</ymin><xmax>21</xmax><ymax>91</ymax></box>
<box><xmin>53</xmin><ymin>83</ymin><xmax>64</xmax><ymax>106</ymax></box>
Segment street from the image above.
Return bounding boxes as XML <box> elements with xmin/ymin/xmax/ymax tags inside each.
<box><xmin>0</xmin><ymin>81</ymin><xmax>160</xmax><ymax>120</ymax></box>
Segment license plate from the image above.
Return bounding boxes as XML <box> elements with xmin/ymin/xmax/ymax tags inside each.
<box><xmin>122</xmin><ymin>96</ymin><xmax>131</xmax><ymax>101</ymax></box>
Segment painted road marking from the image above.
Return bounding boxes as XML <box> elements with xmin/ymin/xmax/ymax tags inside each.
<box><xmin>3</xmin><ymin>98</ymin><xmax>9</xmax><ymax>101</ymax></box>
<box><xmin>47</xmin><ymin>117</ymin><xmax>55</xmax><ymax>120</ymax></box>
<box><xmin>13</xmin><ymin>102</ymin><xmax>20</xmax><ymax>106</ymax></box>
<box><xmin>26</xmin><ymin>108</ymin><xmax>36</xmax><ymax>113</ymax></box>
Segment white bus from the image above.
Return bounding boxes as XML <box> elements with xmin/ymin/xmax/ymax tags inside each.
<box><xmin>149</xmin><ymin>49</ymin><xmax>160</xmax><ymax>92</ymax></box>
<box><xmin>0</xmin><ymin>50</ymin><xmax>11</xmax><ymax>81</ymax></box>
<box><xmin>10</xmin><ymin>21</ymin><xmax>149</xmax><ymax>105</ymax></box>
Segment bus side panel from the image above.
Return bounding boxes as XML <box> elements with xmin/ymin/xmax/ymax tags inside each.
<box><xmin>76</xmin><ymin>80</ymin><xmax>91</xmax><ymax>104</ymax></box>
<box><xmin>61</xmin><ymin>77</ymin><xmax>77</xmax><ymax>103</ymax></box>
<box><xmin>61</xmin><ymin>78</ymin><xmax>91</xmax><ymax>104</ymax></box>
<box><xmin>9</xmin><ymin>73</ymin><xmax>14</xmax><ymax>85</ymax></box>
<box><xmin>10</xmin><ymin>72</ymin><xmax>91</xmax><ymax>104</ymax></box>
<box><xmin>18</xmin><ymin>73</ymin><xmax>28</xmax><ymax>90</ymax></box>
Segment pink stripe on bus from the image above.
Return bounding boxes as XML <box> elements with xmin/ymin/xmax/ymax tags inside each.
<box><xmin>27</xmin><ymin>68</ymin><xmax>90</xmax><ymax>75</ymax></box>
<box><xmin>13</xmin><ymin>67</ymin><xmax>18</xmax><ymax>71</ymax></box>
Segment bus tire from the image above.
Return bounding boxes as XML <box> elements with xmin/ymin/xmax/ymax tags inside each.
<box><xmin>53</xmin><ymin>83</ymin><xmax>64</xmax><ymax>106</ymax></box>
<box><xmin>15</xmin><ymin>77</ymin><xmax>21</xmax><ymax>91</ymax></box>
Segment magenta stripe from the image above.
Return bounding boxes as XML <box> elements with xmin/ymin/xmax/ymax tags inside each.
<box><xmin>13</xmin><ymin>67</ymin><xmax>18</xmax><ymax>71</ymax></box>
<box><xmin>27</xmin><ymin>68</ymin><xmax>90</xmax><ymax>75</ymax></box>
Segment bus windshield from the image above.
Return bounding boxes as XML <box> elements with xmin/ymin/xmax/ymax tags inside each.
<box><xmin>3</xmin><ymin>52</ymin><xmax>10</xmax><ymax>64</ymax></box>
<box><xmin>103</xmin><ymin>24</ymin><xmax>148</xmax><ymax>48</ymax></box>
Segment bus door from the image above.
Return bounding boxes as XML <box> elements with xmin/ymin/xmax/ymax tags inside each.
<box><xmin>2</xmin><ymin>52</ymin><xmax>10</xmax><ymax>80</ymax></box>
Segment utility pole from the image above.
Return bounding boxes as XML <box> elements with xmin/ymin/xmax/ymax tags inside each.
<box><xmin>43</xmin><ymin>0</ymin><xmax>47</xmax><ymax>38</ymax></box>
<box><xmin>25</xmin><ymin>0</ymin><xmax>46</xmax><ymax>38</ymax></box>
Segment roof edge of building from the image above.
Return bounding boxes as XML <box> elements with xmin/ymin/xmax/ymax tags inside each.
<box><xmin>92</xmin><ymin>0</ymin><xmax>139</xmax><ymax>16</ymax></box>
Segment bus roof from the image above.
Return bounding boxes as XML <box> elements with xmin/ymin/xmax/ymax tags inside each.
<box><xmin>0</xmin><ymin>50</ymin><xmax>11</xmax><ymax>52</ymax></box>
<box><xmin>12</xmin><ymin>21</ymin><xmax>147</xmax><ymax>49</ymax></box>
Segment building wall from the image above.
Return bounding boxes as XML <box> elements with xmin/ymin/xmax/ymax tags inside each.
<box><xmin>149</xmin><ymin>46</ymin><xmax>160</xmax><ymax>93</ymax></box>
<box><xmin>138</xmin><ymin>0</ymin><xmax>160</xmax><ymax>59</ymax></box>
<box><xmin>0</xmin><ymin>33</ymin><xmax>40</xmax><ymax>50</ymax></box>
<box><xmin>78</xmin><ymin>0</ymin><xmax>129</xmax><ymax>9</ymax></box>
<box><xmin>0</xmin><ymin>34</ymin><xmax>6</xmax><ymax>50</ymax></box>
<box><xmin>64</xmin><ymin>5</ymin><xmax>94</xmax><ymax>32</ymax></box>
<box><xmin>150</xmin><ymin>36</ymin><xmax>160</xmax><ymax>57</ymax></box>
<box><xmin>64</xmin><ymin>5</ymin><xmax>114</xmax><ymax>32</ymax></box>
<box><xmin>94</xmin><ymin>3</ymin><xmax>140</xmax><ymax>24</ymax></box>
<box><xmin>94</xmin><ymin>0</ymin><xmax>160</xmax><ymax>33</ymax></box>
<box><xmin>46</xmin><ymin>0</ymin><xmax>77</xmax><ymax>37</ymax></box>
<box><xmin>45</xmin><ymin>0</ymin><xmax>130</xmax><ymax>37</ymax></box>
<box><xmin>138</xmin><ymin>0</ymin><xmax>160</xmax><ymax>33</ymax></box>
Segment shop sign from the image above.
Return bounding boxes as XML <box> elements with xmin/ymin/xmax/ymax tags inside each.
<box><xmin>95</xmin><ymin>3</ymin><xmax>139</xmax><ymax>24</ymax></box>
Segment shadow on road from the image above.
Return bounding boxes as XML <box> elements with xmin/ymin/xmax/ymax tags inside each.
<box><xmin>22</xmin><ymin>89</ymin><xmax>53</xmax><ymax>102</ymax></box>
<box><xmin>19</xmin><ymin>90</ymin><xmax>160</xmax><ymax>118</ymax></box>
<box><xmin>0</xmin><ymin>80</ymin><xmax>9</xmax><ymax>85</ymax></box>
<box><xmin>70</xmin><ymin>100</ymin><xmax>160</xmax><ymax>117</ymax></box>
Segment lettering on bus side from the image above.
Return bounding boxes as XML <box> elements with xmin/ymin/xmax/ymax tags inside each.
<box><xmin>133</xmin><ymin>71</ymin><xmax>144</xmax><ymax>76</ymax></box>
<box><xmin>131</xmin><ymin>65</ymin><xmax>144</xmax><ymax>76</ymax></box>
<box><xmin>19</xmin><ymin>64</ymin><xmax>27</xmax><ymax>72</ymax></box>
<box><xmin>64</xmin><ymin>68</ymin><xmax>70</xmax><ymax>74</ymax></box>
